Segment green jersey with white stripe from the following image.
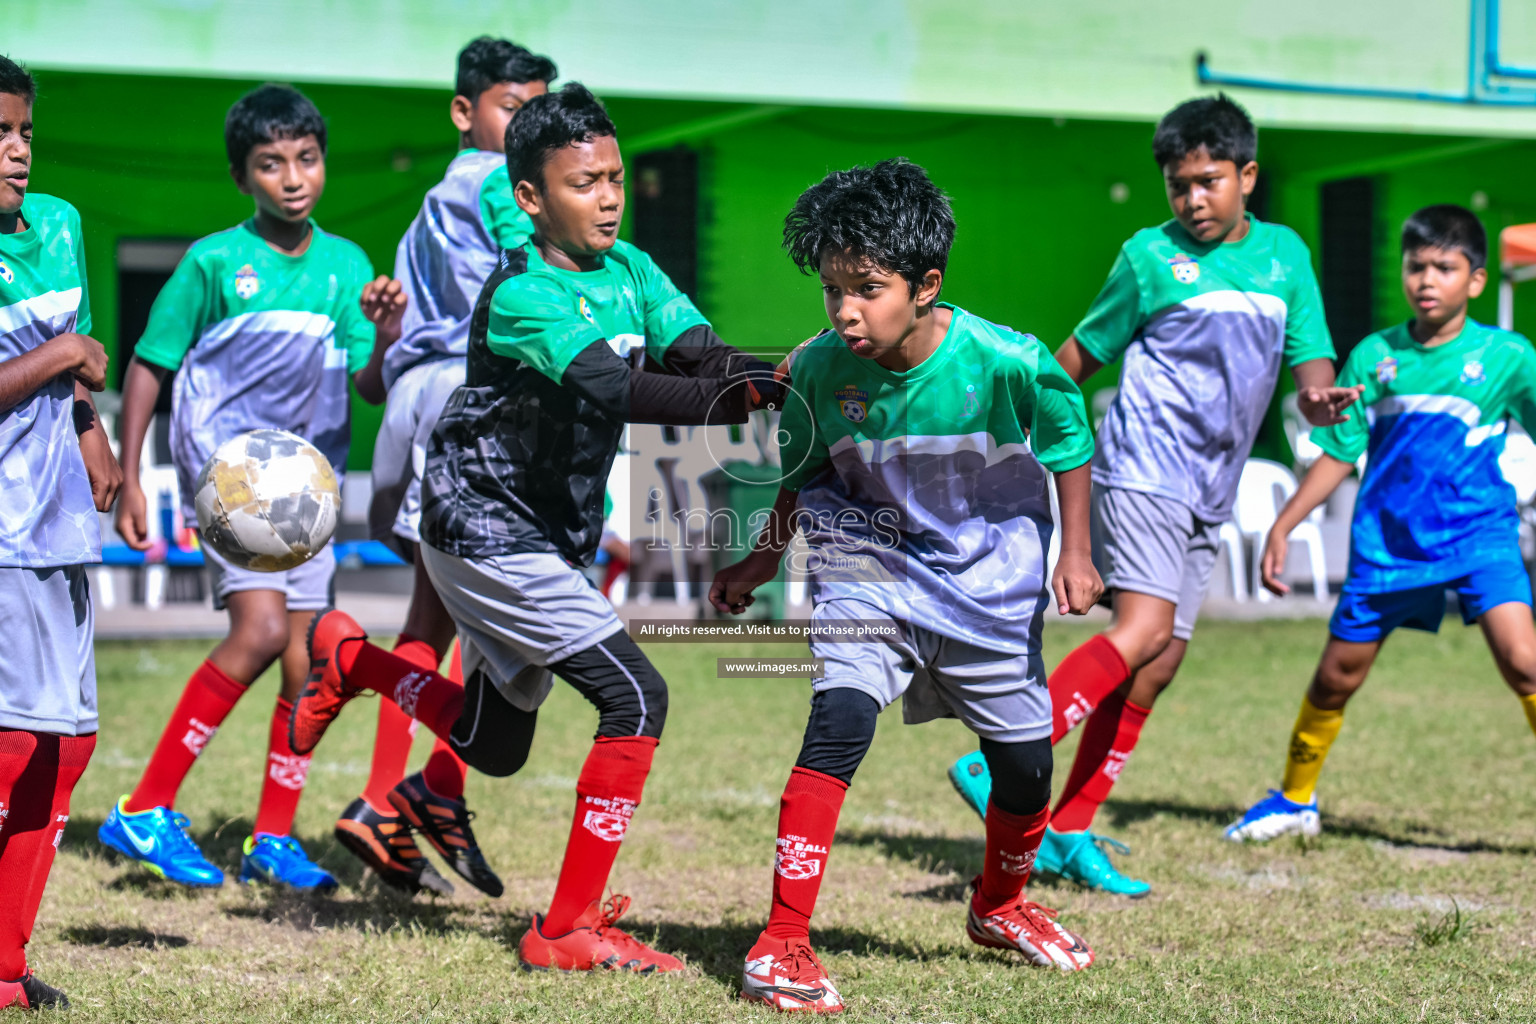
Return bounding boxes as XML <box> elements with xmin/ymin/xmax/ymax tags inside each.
<box><xmin>134</xmin><ymin>219</ymin><xmax>376</xmax><ymax>516</ymax></box>
<box><xmin>779</xmin><ymin>304</ymin><xmax>1094</xmax><ymax>654</ymax></box>
<box><xmin>0</xmin><ymin>193</ymin><xmax>100</xmax><ymax>567</ymax></box>
<box><xmin>1076</xmin><ymin>215</ymin><xmax>1334</xmax><ymax>521</ymax></box>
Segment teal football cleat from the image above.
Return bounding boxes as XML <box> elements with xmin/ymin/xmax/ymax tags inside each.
<box><xmin>1223</xmin><ymin>789</ymin><xmax>1320</xmax><ymax>843</ymax></box>
<box><xmin>947</xmin><ymin>750</ymin><xmax>991</xmax><ymax>821</ymax></box>
<box><xmin>97</xmin><ymin>796</ymin><xmax>225</xmax><ymax>887</ymax></box>
<box><xmin>1034</xmin><ymin>828</ymin><xmax>1151</xmax><ymax>898</ymax></box>
<box><xmin>239</xmin><ymin>833</ymin><xmax>339</xmax><ymax>892</ymax></box>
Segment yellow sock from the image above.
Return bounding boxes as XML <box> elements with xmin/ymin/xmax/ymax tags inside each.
<box><xmin>1521</xmin><ymin>693</ymin><xmax>1536</xmax><ymax>740</ymax></box>
<box><xmin>1280</xmin><ymin>696</ymin><xmax>1344</xmax><ymax>804</ymax></box>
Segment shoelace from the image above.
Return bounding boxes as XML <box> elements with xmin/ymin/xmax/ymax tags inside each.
<box><xmin>782</xmin><ymin>942</ymin><xmax>827</xmax><ymax>982</ymax></box>
<box><xmin>1086</xmin><ymin>832</ymin><xmax>1132</xmax><ymax>857</ymax></box>
<box><xmin>165</xmin><ymin>812</ymin><xmax>205</xmax><ymax>858</ymax></box>
<box><xmin>1013</xmin><ymin>900</ymin><xmax>1064</xmax><ymax>933</ymax></box>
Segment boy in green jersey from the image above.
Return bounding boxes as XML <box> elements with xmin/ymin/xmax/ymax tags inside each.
<box><xmin>711</xmin><ymin>159</ymin><xmax>1104</xmax><ymax>1011</ymax></box>
<box><xmin>0</xmin><ymin>53</ymin><xmax>122</xmax><ymax>1011</ymax></box>
<box><xmin>948</xmin><ymin>94</ymin><xmax>1362</xmax><ymax>895</ymax></box>
<box><xmin>98</xmin><ymin>84</ymin><xmax>401</xmax><ymax>891</ymax></box>
<box><xmin>1227</xmin><ymin>206</ymin><xmax>1536</xmax><ymax>841</ymax></box>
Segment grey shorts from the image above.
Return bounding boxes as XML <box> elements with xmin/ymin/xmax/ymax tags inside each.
<box><xmin>203</xmin><ymin>538</ymin><xmax>336</xmax><ymax>612</ymax></box>
<box><xmin>810</xmin><ymin>598</ymin><xmax>1050</xmax><ymax>744</ymax></box>
<box><xmin>0</xmin><ymin>565</ymin><xmax>96</xmax><ymax>735</ymax></box>
<box><xmin>370</xmin><ymin>359</ymin><xmax>466</xmax><ymax>557</ymax></box>
<box><xmin>1091</xmin><ymin>484</ymin><xmax>1221</xmax><ymax>641</ymax></box>
<box><xmin>419</xmin><ymin>545</ymin><xmax>624</xmax><ymax>712</ymax></box>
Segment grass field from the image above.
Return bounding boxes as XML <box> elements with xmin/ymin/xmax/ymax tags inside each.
<box><xmin>28</xmin><ymin>618</ymin><xmax>1536</xmax><ymax>1022</ymax></box>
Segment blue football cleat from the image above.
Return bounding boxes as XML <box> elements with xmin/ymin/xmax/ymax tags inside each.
<box><xmin>1035</xmin><ymin>828</ymin><xmax>1151</xmax><ymax>898</ymax></box>
<box><xmin>1224</xmin><ymin>789</ymin><xmax>1320</xmax><ymax>843</ymax></box>
<box><xmin>947</xmin><ymin>750</ymin><xmax>991</xmax><ymax>820</ymax></box>
<box><xmin>239</xmin><ymin>833</ymin><xmax>338</xmax><ymax>892</ymax></box>
<box><xmin>97</xmin><ymin>796</ymin><xmax>225</xmax><ymax>887</ymax></box>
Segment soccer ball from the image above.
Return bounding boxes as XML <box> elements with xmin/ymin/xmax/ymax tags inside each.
<box><xmin>193</xmin><ymin>429</ymin><xmax>340</xmax><ymax>572</ymax></box>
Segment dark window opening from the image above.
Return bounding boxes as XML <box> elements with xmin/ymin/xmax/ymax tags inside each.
<box><xmin>631</xmin><ymin>147</ymin><xmax>700</xmax><ymax>305</ymax></box>
<box><xmin>1319</xmin><ymin>177</ymin><xmax>1376</xmax><ymax>363</ymax></box>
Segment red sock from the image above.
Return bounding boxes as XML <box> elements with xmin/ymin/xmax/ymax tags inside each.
<box><xmin>764</xmin><ymin>767</ymin><xmax>848</xmax><ymax>942</ymax></box>
<box><xmin>0</xmin><ymin>731</ymin><xmax>94</xmax><ymax>980</ymax></box>
<box><xmin>973</xmin><ymin>798</ymin><xmax>1049</xmax><ymax>914</ymax></box>
<box><xmin>346</xmin><ymin>641</ymin><xmax>465</xmax><ymax>740</ymax></box>
<box><xmin>1048</xmin><ymin>634</ymin><xmax>1131</xmax><ymax>743</ymax></box>
<box><xmin>252</xmin><ymin>699</ymin><xmax>310</xmax><ymax>837</ymax></box>
<box><xmin>127</xmin><ymin>659</ymin><xmax>247</xmax><ymax>812</ymax></box>
<box><xmin>1051</xmin><ymin>693</ymin><xmax>1151</xmax><ymax>833</ymax></box>
<box><xmin>361</xmin><ymin>636</ymin><xmax>439</xmax><ymax>813</ymax></box>
<box><xmin>542</xmin><ymin>736</ymin><xmax>657</xmax><ymax>934</ymax></box>
<box><xmin>421</xmin><ymin>644</ymin><xmax>468</xmax><ymax>799</ymax></box>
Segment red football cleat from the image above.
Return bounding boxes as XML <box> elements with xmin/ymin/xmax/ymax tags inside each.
<box><xmin>741</xmin><ymin>933</ymin><xmax>844</xmax><ymax>1013</ymax></box>
<box><xmin>289</xmin><ymin>608</ymin><xmax>368</xmax><ymax>755</ymax></box>
<box><xmin>965</xmin><ymin>877</ymin><xmax>1095</xmax><ymax>971</ymax></box>
<box><xmin>517</xmin><ymin>895</ymin><xmax>683</xmax><ymax>973</ymax></box>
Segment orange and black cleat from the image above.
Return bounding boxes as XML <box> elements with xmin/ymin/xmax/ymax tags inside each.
<box><xmin>388</xmin><ymin>771</ymin><xmax>503</xmax><ymax>898</ymax></box>
<box><xmin>517</xmin><ymin>895</ymin><xmax>683</xmax><ymax>973</ymax></box>
<box><xmin>334</xmin><ymin>796</ymin><xmax>454</xmax><ymax>897</ymax></box>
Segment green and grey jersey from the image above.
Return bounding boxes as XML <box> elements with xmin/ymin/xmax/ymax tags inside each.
<box><xmin>779</xmin><ymin>305</ymin><xmax>1094</xmax><ymax>654</ymax></box>
<box><xmin>134</xmin><ymin>219</ymin><xmax>376</xmax><ymax>518</ymax></box>
<box><xmin>1076</xmin><ymin>216</ymin><xmax>1334</xmax><ymax>522</ymax></box>
<box><xmin>384</xmin><ymin>149</ymin><xmax>532</xmax><ymax>389</ymax></box>
<box><xmin>0</xmin><ymin>193</ymin><xmax>100</xmax><ymax>568</ymax></box>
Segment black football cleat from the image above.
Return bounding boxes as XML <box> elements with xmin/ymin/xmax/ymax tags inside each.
<box><xmin>388</xmin><ymin>772</ymin><xmax>504</xmax><ymax>898</ymax></box>
<box><xmin>333</xmin><ymin>797</ymin><xmax>453</xmax><ymax>897</ymax></box>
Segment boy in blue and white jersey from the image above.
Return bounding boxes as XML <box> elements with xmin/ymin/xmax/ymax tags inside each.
<box><xmin>337</xmin><ymin>36</ymin><xmax>556</xmax><ymax>901</ymax></box>
<box><xmin>1227</xmin><ymin>205</ymin><xmax>1536</xmax><ymax>842</ymax></box>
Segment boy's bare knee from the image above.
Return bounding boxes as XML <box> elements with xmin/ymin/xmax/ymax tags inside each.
<box><xmin>236</xmin><ymin>612</ymin><xmax>291</xmax><ymax>664</ymax></box>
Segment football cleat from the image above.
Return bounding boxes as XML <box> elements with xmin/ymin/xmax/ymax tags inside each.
<box><xmin>1035</xmin><ymin>828</ymin><xmax>1151</xmax><ymax>898</ymax></box>
<box><xmin>0</xmin><ymin>971</ymin><xmax>69</xmax><ymax>1009</ymax></box>
<box><xmin>388</xmin><ymin>772</ymin><xmax>503</xmax><ymax>897</ymax></box>
<box><xmin>947</xmin><ymin>750</ymin><xmax>991</xmax><ymax>821</ymax></box>
<box><xmin>517</xmin><ymin>895</ymin><xmax>683</xmax><ymax>973</ymax></box>
<box><xmin>1224</xmin><ymin>789</ymin><xmax>1321</xmax><ymax>843</ymax></box>
<box><xmin>239</xmin><ymin>833</ymin><xmax>339</xmax><ymax>892</ymax></box>
<box><xmin>289</xmin><ymin>608</ymin><xmax>368</xmax><ymax>755</ymax></box>
<box><xmin>966</xmin><ymin>879</ymin><xmax>1094</xmax><ymax>971</ymax></box>
<box><xmin>333</xmin><ymin>797</ymin><xmax>453</xmax><ymax>896</ymax></box>
<box><xmin>97</xmin><ymin>796</ymin><xmax>224</xmax><ymax>887</ymax></box>
<box><xmin>741</xmin><ymin>934</ymin><xmax>844</xmax><ymax>1013</ymax></box>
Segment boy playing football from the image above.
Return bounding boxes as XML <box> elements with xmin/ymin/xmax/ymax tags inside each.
<box><xmin>99</xmin><ymin>84</ymin><xmax>400</xmax><ymax>891</ymax></box>
<box><xmin>336</xmin><ymin>35</ymin><xmax>556</xmax><ymax>900</ymax></box>
<box><xmin>711</xmin><ymin>158</ymin><xmax>1103</xmax><ymax>1012</ymax></box>
<box><xmin>0</xmin><ymin>53</ymin><xmax>122</xmax><ymax>1010</ymax></box>
<box><xmin>1226</xmin><ymin>205</ymin><xmax>1536</xmax><ymax>841</ymax></box>
<box><xmin>290</xmin><ymin>83</ymin><xmax>785</xmax><ymax>972</ymax></box>
<box><xmin>947</xmin><ymin>95</ymin><xmax>1360</xmax><ymax>895</ymax></box>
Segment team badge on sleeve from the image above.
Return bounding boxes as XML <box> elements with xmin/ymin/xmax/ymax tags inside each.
<box><xmin>835</xmin><ymin>385</ymin><xmax>869</xmax><ymax>423</ymax></box>
<box><xmin>1168</xmin><ymin>253</ymin><xmax>1201</xmax><ymax>284</ymax></box>
<box><xmin>1375</xmin><ymin>357</ymin><xmax>1398</xmax><ymax>384</ymax></box>
<box><xmin>234</xmin><ymin>264</ymin><xmax>261</xmax><ymax>299</ymax></box>
<box><xmin>0</xmin><ymin>258</ymin><xmax>12</xmax><ymax>285</ymax></box>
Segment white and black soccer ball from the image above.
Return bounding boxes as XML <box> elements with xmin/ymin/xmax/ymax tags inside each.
<box><xmin>194</xmin><ymin>429</ymin><xmax>340</xmax><ymax>572</ymax></box>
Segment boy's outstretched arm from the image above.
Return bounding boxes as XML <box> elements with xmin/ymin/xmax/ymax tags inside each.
<box><xmin>709</xmin><ymin>485</ymin><xmax>799</xmax><ymax>615</ymax></box>
<box><xmin>1051</xmin><ymin>461</ymin><xmax>1102</xmax><ymax>614</ymax></box>
<box><xmin>1260</xmin><ymin>454</ymin><xmax>1353</xmax><ymax>596</ymax></box>
<box><xmin>1052</xmin><ymin>336</ymin><xmax>1105</xmax><ymax>386</ymax></box>
<box><xmin>1293</xmin><ymin>358</ymin><xmax>1364</xmax><ymax>427</ymax></box>
<box><xmin>114</xmin><ymin>357</ymin><xmax>171</xmax><ymax>550</ymax></box>
<box><xmin>353</xmin><ymin>275</ymin><xmax>407</xmax><ymax>405</ymax></box>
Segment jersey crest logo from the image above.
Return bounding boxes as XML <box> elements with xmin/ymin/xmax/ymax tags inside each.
<box><xmin>1461</xmin><ymin>360</ymin><xmax>1486</xmax><ymax>385</ymax></box>
<box><xmin>1168</xmin><ymin>253</ymin><xmax>1200</xmax><ymax>284</ymax></box>
<box><xmin>234</xmin><ymin>264</ymin><xmax>261</xmax><ymax>299</ymax></box>
<box><xmin>835</xmin><ymin>385</ymin><xmax>869</xmax><ymax>423</ymax></box>
<box><xmin>0</xmin><ymin>258</ymin><xmax>12</xmax><ymax>285</ymax></box>
<box><xmin>962</xmin><ymin>384</ymin><xmax>980</xmax><ymax>417</ymax></box>
<box><xmin>577</xmin><ymin>295</ymin><xmax>598</xmax><ymax>327</ymax></box>
<box><xmin>1375</xmin><ymin>357</ymin><xmax>1397</xmax><ymax>384</ymax></box>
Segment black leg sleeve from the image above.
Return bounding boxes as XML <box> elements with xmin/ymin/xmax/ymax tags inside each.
<box><xmin>547</xmin><ymin>630</ymin><xmax>668</xmax><ymax>740</ymax></box>
<box><xmin>980</xmin><ymin>736</ymin><xmax>1053</xmax><ymax>817</ymax></box>
<box><xmin>449</xmin><ymin>668</ymin><xmax>538</xmax><ymax>778</ymax></box>
<box><xmin>793</xmin><ymin>688</ymin><xmax>881</xmax><ymax>785</ymax></box>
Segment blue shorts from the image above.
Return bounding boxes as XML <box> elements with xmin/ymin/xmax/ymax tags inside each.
<box><xmin>1330</xmin><ymin>562</ymin><xmax>1534</xmax><ymax>643</ymax></box>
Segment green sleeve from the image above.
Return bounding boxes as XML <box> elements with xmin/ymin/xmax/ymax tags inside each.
<box><xmin>479</xmin><ymin>166</ymin><xmax>533</xmax><ymax>249</ymax></box>
<box><xmin>1281</xmin><ymin>235</ymin><xmax>1335</xmax><ymax>367</ymax></box>
<box><xmin>1510</xmin><ymin>338</ymin><xmax>1536</xmax><ymax>437</ymax></box>
<box><xmin>132</xmin><ymin>250</ymin><xmax>211</xmax><ymax>371</ymax></box>
<box><xmin>485</xmin><ymin>274</ymin><xmax>604</xmax><ymax>383</ymax></box>
<box><xmin>69</xmin><ymin>207</ymin><xmax>91</xmax><ymax>337</ymax></box>
<box><xmin>1071</xmin><ymin>247</ymin><xmax>1145</xmax><ymax>364</ymax></box>
<box><xmin>777</xmin><ymin>352</ymin><xmax>830</xmax><ymax>492</ymax></box>
<box><xmin>1311</xmin><ymin>344</ymin><xmax>1375</xmax><ymax>463</ymax></box>
<box><xmin>337</xmin><ymin>251</ymin><xmax>378</xmax><ymax>374</ymax></box>
<box><xmin>1019</xmin><ymin>342</ymin><xmax>1095</xmax><ymax>472</ymax></box>
<box><xmin>627</xmin><ymin>247</ymin><xmax>710</xmax><ymax>363</ymax></box>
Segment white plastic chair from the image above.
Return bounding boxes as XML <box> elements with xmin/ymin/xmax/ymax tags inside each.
<box><xmin>1279</xmin><ymin>393</ymin><xmax>1325</xmax><ymax>469</ymax></box>
<box><xmin>1217</xmin><ymin>521</ymin><xmax>1247</xmax><ymax>601</ymax></box>
<box><xmin>138</xmin><ymin>464</ymin><xmax>181</xmax><ymax>609</ymax></box>
<box><xmin>1232</xmin><ymin>458</ymin><xmax>1328</xmax><ymax>603</ymax></box>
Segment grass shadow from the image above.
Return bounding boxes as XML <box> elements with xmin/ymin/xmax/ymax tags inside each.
<box><xmin>221</xmin><ymin>888</ymin><xmax>483</xmax><ymax>936</ymax></box>
<box><xmin>641</xmin><ymin>919</ymin><xmax>945</xmax><ymax>989</ymax></box>
<box><xmin>60</xmin><ymin>924</ymin><xmax>190</xmax><ymax>949</ymax></box>
<box><xmin>834</xmin><ymin>829</ymin><xmax>985</xmax><ymax>878</ymax></box>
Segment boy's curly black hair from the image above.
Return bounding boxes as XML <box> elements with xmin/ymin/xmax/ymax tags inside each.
<box><xmin>1152</xmin><ymin>93</ymin><xmax>1257</xmax><ymax>170</ymax></box>
<box><xmin>224</xmin><ymin>84</ymin><xmax>326</xmax><ymax>171</ymax></box>
<box><xmin>456</xmin><ymin>37</ymin><xmax>557</xmax><ymax>102</ymax></box>
<box><xmin>1402</xmin><ymin>204</ymin><xmax>1487</xmax><ymax>272</ymax></box>
<box><xmin>506</xmin><ymin>82</ymin><xmax>615</xmax><ymax>190</ymax></box>
<box><xmin>0</xmin><ymin>55</ymin><xmax>35</xmax><ymax>103</ymax></box>
<box><xmin>783</xmin><ymin>158</ymin><xmax>955</xmax><ymax>295</ymax></box>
